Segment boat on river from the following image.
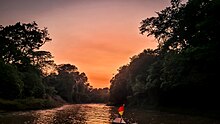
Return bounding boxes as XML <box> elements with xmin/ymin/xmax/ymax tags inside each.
<box><xmin>112</xmin><ymin>117</ymin><xmax>126</xmax><ymax>124</ymax></box>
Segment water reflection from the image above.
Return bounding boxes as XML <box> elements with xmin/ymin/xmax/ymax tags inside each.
<box><xmin>79</xmin><ymin>104</ymin><xmax>112</xmax><ymax>124</ymax></box>
<box><xmin>1</xmin><ymin>104</ymin><xmax>219</xmax><ymax>124</ymax></box>
<box><xmin>32</xmin><ymin>104</ymin><xmax>110</xmax><ymax>124</ymax></box>
<box><xmin>32</xmin><ymin>109</ymin><xmax>56</xmax><ymax>124</ymax></box>
<box><xmin>0</xmin><ymin>104</ymin><xmax>114</xmax><ymax>124</ymax></box>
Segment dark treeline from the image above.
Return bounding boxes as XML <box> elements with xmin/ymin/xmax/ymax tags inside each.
<box><xmin>0</xmin><ymin>22</ymin><xmax>109</xmax><ymax>110</ymax></box>
<box><xmin>109</xmin><ymin>0</ymin><xmax>220</xmax><ymax>112</ymax></box>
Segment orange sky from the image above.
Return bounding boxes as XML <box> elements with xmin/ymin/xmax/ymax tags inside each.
<box><xmin>0</xmin><ymin>0</ymin><xmax>172</xmax><ymax>88</ymax></box>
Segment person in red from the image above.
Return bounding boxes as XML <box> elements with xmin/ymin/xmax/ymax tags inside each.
<box><xmin>118</xmin><ymin>104</ymin><xmax>125</xmax><ymax>116</ymax></box>
<box><xmin>112</xmin><ymin>103</ymin><xmax>126</xmax><ymax>123</ymax></box>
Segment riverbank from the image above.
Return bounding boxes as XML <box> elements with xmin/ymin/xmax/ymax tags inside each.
<box><xmin>0</xmin><ymin>96</ymin><xmax>65</xmax><ymax>111</ymax></box>
<box><xmin>0</xmin><ymin>104</ymin><xmax>113</xmax><ymax>124</ymax></box>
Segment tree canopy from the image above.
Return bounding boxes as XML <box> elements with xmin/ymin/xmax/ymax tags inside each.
<box><xmin>0</xmin><ymin>22</ymin><xmax>51</xmax><ymax>66</ymax></box>
<box><xmin>0</xmin><ymin>22</ymin><xmax>109</xmax><ymax>105</ymax></box>
<box><xmin>109</xmin><ymin>0</ymin><xmax>220</xmax><ymax>110</ymax></box>
<box><xmin>0</xmin><ymin>22</ymin><xmax>52</xmax><ymax>99</ymax></box>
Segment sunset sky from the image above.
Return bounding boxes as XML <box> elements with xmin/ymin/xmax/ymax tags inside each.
<box><xmin>0</xmin><ymin>0</ymin><xmax>172</xmax><ymax>88</ymax></box>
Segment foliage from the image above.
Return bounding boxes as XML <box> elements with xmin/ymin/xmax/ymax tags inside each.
<box><xmin>109</xmin><ymin>49</ymin><xmax>157</xmax><ymax>105</ymax></box>
<box><xmin>32</xmin><ymin>50</ymin><xmax>54</xmax><ymax>76</ymax></box>
<box><xmin>0</xmin><ymin>22</ymin><xmax>51</xmax><ymax>66</ymax></box>
<box><xmin>0</xmin><ymin>21</ymin><xmax>53</xmax><ymax>100</ymax></box>
<box><xmin>0</xmin><ymin>98</ymin><xmax>59</xmax><ymax>110</ymax></box>
<box><xmin>0</xmin><ymin>21</ymin><xmax>109</xmax><ymax>110</ymax></box>
<box><xmin>22</xmin><ymin>66</ymin><xmax>45</xmax><ymax>98</ymax></box>
<box><xmin>0</xmin><ymin>60</ymin><xmax>23</xmax><ymax>99</ymax></box>
<box><xmin>44</xmin><ymin>64</ymin><xmax>95</xmax><ymax>103</ymax></box>
<box><xmin>88</xmin><ymin>88</ymin><xmax>109</xmax><ymax>103</ymax></box>
<box><xmin>110</xmin><ymin>0</ymin><xmax>220</xmax><ymax>110</ymax></box>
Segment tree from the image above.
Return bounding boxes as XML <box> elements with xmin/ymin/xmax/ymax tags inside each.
<box><xmin>0</xmin><ymin>60</ymin><xmax>23</xmax><ymax>99</ymax></box>
<box><xmin>32</xmin><ymin>51</ymin><xmax>54</xmax><ymax>76</ymax></box>
<box><xmin>44</xmin><ymin>64</ymin><xmax>91</xmax><ymax>103</ymax></box>
<box><xmin>109</xmin><ymin>49</ymin><xmax>157</xmax><ymax>106</ymax></box>
<box><xmin>139</xmin><ymin>0</ymin><xmax>220</xmax><ymax>108</ymax></box>
<box><xmin>0</xmin><ymin>21</ymin><xmax>53</xmax><ymax>99</ymax></box>
<box><xmin>22</xmin><ymin>66</ymin><xmax>45</xmax><ymax>98</ymax></box>
<box><xmin>140</xmin><ymin>0</ymin><xmax>186</xmax><ymax>53</ymax></box>
<box><xmin>0</xmin><ymin>21</ymin><xmax>51</xmax><ymax>66</ymax></box>
<box><xmin>109</xmin><ymin>65</ymin><xmax>130</xmax><ymax>105</ymax></box>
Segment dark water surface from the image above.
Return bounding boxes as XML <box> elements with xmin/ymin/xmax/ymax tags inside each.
<box><xmin>0</xmin><ymin>104</ymin><xmax>220</xmax><ymax>124</ymax></box>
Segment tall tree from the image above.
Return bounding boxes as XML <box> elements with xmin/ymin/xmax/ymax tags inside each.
<box><xmin>0</xmin><ymin>60</ymin><xmax>23</xmax><ymax>99</ymax></box>
<box><xmin>45</xmin><ymin>64</ymin><xmax>91</xmax><ymax>103</ymax></box>
<box><xmin>109</xmin><ymin>49</ymin><xmax>157</xmax><ymax>105</ymax></box>
<box><xmin>0</xmin><ymin>22</ymin><xmax>51</xmax><ymax>66</ymax></box>
<box><xmin>0</xmin><ymin>22</ymin><xmax>53</xmax><ymax>99</ymax></box>
<box><xmin>139</xmin><ymin>0</ymin><xmax>220</xmax><ymax>108</ymax></box>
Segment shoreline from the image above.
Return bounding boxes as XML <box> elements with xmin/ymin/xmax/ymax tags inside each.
<box><xmin>0</xmin><ymin>98</ymin><xmax>64</xmax><ymax>112</ymax></box>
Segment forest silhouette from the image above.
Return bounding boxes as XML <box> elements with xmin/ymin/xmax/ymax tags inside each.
<box><xmin>109</xmin><ymin>0</ymin><xmax>220</xmax><ymax>113</ymax></box>
<box><xmin>0</xmin><ymin>22</ymin><xmax>109</xmax><ymax>110</ymax></box>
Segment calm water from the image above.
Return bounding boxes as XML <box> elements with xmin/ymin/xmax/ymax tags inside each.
<box><xmin>0</xmin><ymin>104</ymin><xmax>220</xmax><ymax>124</ymax></box>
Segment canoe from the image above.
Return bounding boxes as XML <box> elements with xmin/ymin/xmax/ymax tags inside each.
<box><xmin>112</xmin><ymin>117</ymin><xmax>126</xmax><ymax>124</ymax></box>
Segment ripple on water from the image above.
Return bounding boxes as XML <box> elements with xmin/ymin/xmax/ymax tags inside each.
<box><xmin>75</xmin><ymin>104</ymin><xmax>112</xmax><ymax>124</ymax></box>
<box><xmin>1</xmin><ymin>104</ymin><xmax>220</xmax><ymax>124</ymax></box>
<box><xmin>20</xmin><ymin>104</ymin><xmax>113</xmax><ymax>124</ymax></box>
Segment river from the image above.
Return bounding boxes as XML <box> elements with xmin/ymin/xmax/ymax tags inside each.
<box><xmin>0</xmin><ymin>104</ymin><xmax>220</xmax><ymax>124</ymax></box>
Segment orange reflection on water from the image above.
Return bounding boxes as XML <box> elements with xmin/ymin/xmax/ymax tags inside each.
<box><xmin>28</xmin><ymin>104</ymin><xmax>113</xmax><ymax>124</ymax></box>
<box><xmin>79</xmin><ymin>104</ymin><xmax>112</xmax><ymax>124</ymax></box>
<box><xmin>32</xmin><ymin>108</ymin><xmax>59</xmax><ymax>124</ymax></box>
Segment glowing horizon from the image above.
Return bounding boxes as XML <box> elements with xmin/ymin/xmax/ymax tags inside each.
<box><xmin>0</xmin><ymin>0</ymin><xmax>171</xmax><ymax>88</ymax></box>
